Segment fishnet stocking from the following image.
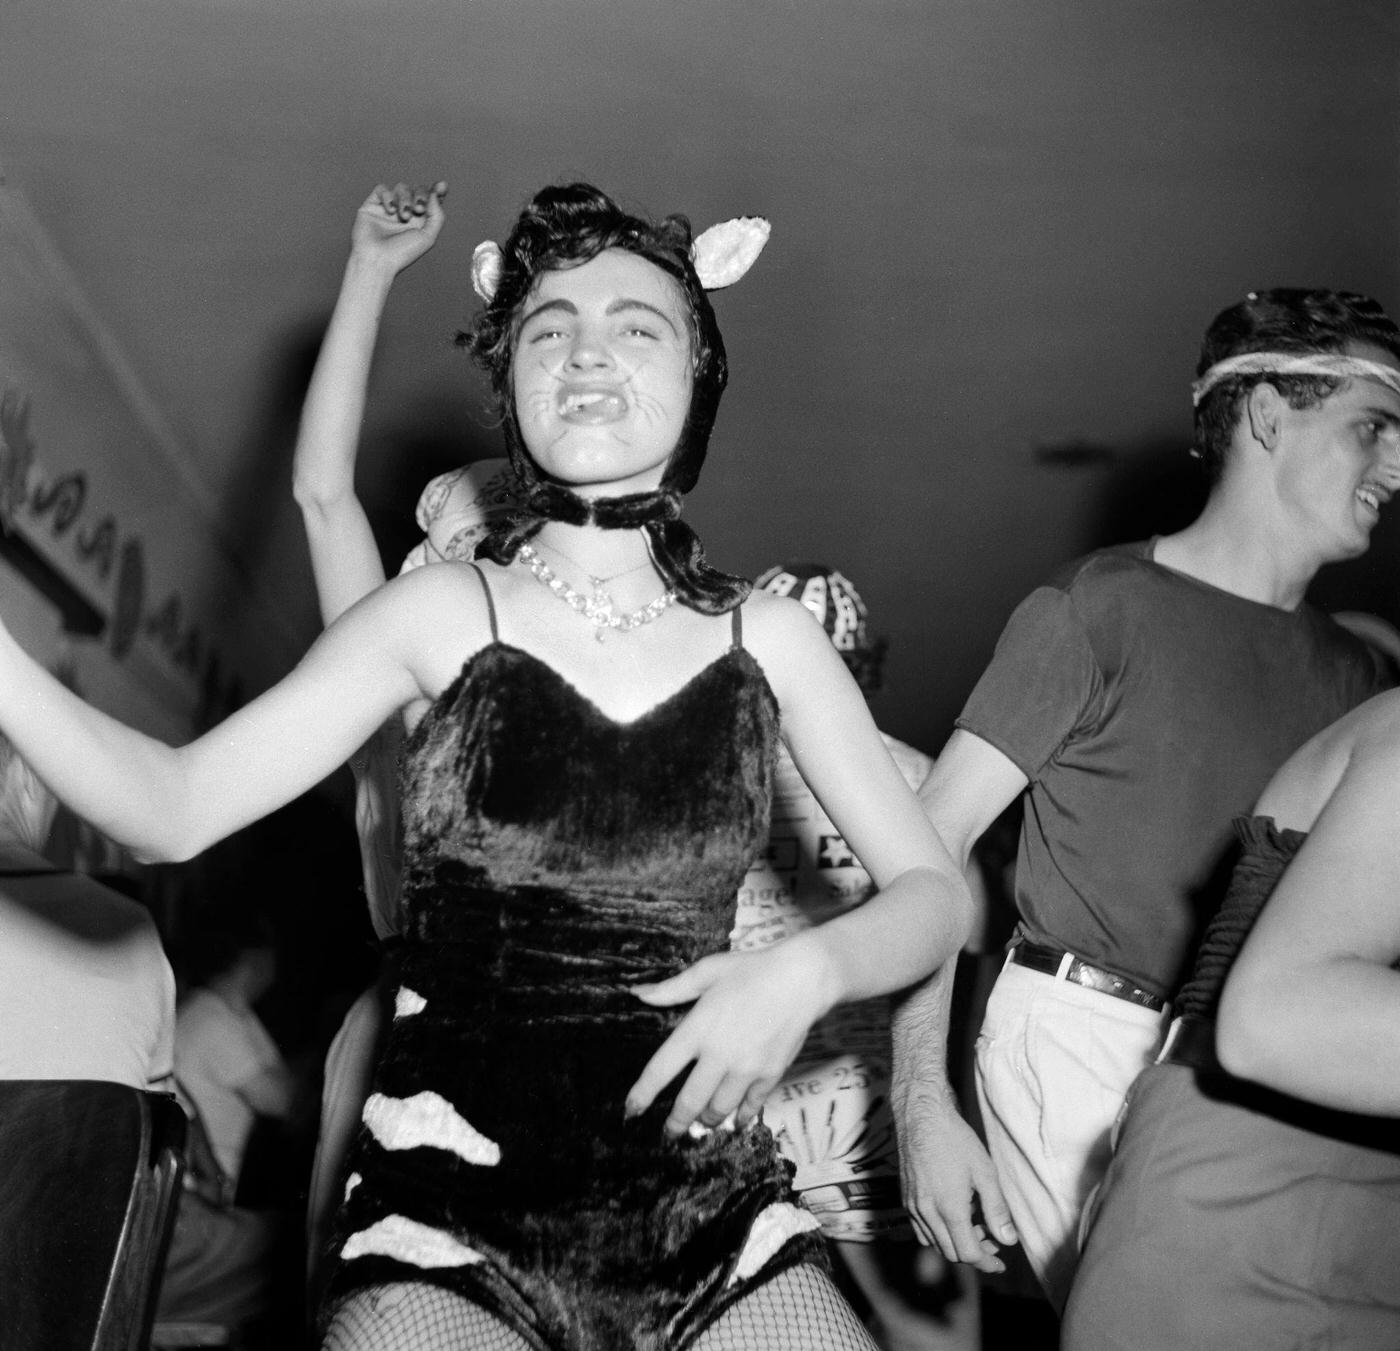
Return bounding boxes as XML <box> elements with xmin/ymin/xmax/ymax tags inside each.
<box><xmin>690</xmin><ymin>1263</ymin><xmax>880</xmax><ymax>1351</ymax></box>
<box><xmin>320</xmin><ymin>1263</ymin><xmax>877</xmax><ymax>1351</ymax></box>
<box><xmin>322</xmin><ymin>1283</ymin><xmax>536</xmax><ymax>1351</ymax></box>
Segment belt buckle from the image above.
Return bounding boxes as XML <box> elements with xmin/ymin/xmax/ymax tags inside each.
<box><xmin>1066</xmin><ymin>957</ymin><xmax>1162</xmax><ymax>1012</ymax></box>
<box><xmin>1071</xmin><ymin>961</ymin><xmax>1127</xmax><ymax>1000</ymax></box>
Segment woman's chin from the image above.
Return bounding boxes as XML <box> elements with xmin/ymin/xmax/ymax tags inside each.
<box><xmin>525</xmin><ymin>439</ymin><xmax>677</xmax><ymax>498</ymax></box>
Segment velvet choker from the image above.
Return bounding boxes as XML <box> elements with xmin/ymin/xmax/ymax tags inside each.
<box><xmin>478</xmin><ymin>480</ymin><xmax>750</xmax><ymax>616</ymax></box>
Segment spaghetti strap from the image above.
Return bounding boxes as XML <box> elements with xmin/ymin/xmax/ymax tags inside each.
<box><xmin>730</xmin><ymin>603</ymin><xmax>743</xmax><ymax>651</ymax></box>
<box><xmin>468</xmin><ymin>563</ymin><xmax>500</xmax><ymax>643</ymax></box>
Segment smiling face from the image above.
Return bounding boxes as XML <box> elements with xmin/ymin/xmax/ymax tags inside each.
<box><xmin>1271</xmin><ymin>342</ymin><xmax>1400</xmax><ymax>561</ymax></box>
<box><xmin>511</xmin><ymin>249</ymin><xmax>694</xmax><ymax>497</ymax></box>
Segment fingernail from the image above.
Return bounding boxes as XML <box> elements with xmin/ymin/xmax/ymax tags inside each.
<box><xmin>623</xmin><ymin>1100</ymin><xmax>639</xmax><ymax>1120</ymax></box>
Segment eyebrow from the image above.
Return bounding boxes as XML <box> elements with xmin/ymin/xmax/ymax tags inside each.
<box><xmin>517</xmin><ymin>297</ymin><xmax>680</xmax><ymax>335</ymax></box>
<box><xmin>1360</xmin><ymin>404</ymin><xmax>1400</xmax><ymax>429</ymax></box>
<box><xmin>607</xmin><ymin>299</ymin><xmax>680</xmax><ymax>334</ymax></box>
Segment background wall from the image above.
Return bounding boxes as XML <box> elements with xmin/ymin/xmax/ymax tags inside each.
<box><xmin>0</xmin><ymin>0</ymin><xmax>1396</xmax><ymax>753</ymax></box>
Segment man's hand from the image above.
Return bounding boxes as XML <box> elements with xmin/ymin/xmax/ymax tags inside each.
<box><xmin>894</xmin><ymin>1081</ymin><xmax>1017</xmax><ymax>1273</ymax></box>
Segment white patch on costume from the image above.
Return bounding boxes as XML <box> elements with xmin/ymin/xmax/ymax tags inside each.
<box><xmin>341</xmin><ymin>1214</ymin><xmax>485</xmax><ymax>1268</ymax></box>
<box><xmin>344</xmin><ymin>1171</ymin><xmax>362</xmax><ymax>1200</ymax></box>
<box><xmin>394</xmin><ymin>986</ymin><xmax>427</xmax><ymax>1018</ymax></box>
<box><xmin>363</xmin><ymin>1090</ymin><xmax>502</xmax><ymax>1166</ymax></box>
<box><xmin>727</xmin><ymin>1202</ymin><xmax>822</xmax><ymax>1286</ymax></box>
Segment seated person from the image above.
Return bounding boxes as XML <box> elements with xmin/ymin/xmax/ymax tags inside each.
<box><xmin>174</xmin><ymin>917</ymin><xmax>306</xmax><ymax>1199</ymax></box>
<box><xmin>1062</xmin><ymin>678</ymin><xmax>1400</xmax><ymax>1349</ymax></box>
<box><xmin>167</xmin><ymin>920</ymin><xmax>310</xmax><ymax>1333</ymax></box>
<box><xmin>0</xmin><ymin>726</ymin><xmax>174</xmax><ymax>1088</ymax></box>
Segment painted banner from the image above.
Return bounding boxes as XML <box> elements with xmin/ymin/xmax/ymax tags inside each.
<box><xmin>0</xmin><ymin>178</ymin><xmax>306</xmax><ymax>743</ymax></box>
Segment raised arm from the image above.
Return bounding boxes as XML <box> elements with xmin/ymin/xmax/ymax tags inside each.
<box><xmin>626</xmin><ymin>599</ymin><xmax>974</xmax><ymax>1133</ymax></box>
<box><xmin>293</xmin><ymin>181</ymin><xmax>447</xmax><ymax>624</ymax></box>
<box><xmin>1217</xmin><ymin>709</ymin><xmax>1400</xmax><ymax>1113</ymax></box>
<box><xmin>0</xmin><ymin>566</ymin><xmax>463</xmax><ymax>862</ymax></box>
<box><xmin>892</xmin><ymin>729</ymin><xmax>1026</xmax><ymax>1270</ymax></box>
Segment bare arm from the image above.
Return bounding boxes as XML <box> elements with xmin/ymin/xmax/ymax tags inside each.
<box><xmin>0</xmin><ymin>566</ymin><xmax>467</xmax><ymax>861</ymax></box>
<box><xmin>891</xmin><ymin>728</ymin><xmax>1027</xmax><ymax>1269</ymax></box>
<box><xmin>292</xmin><ymin>182</ymin><xmax>446</xmax><ymax>935</ymax></box>
<box><xmin>293</xmin><ymin>181</ymin><xmax>447</xmax><ymax>624</ymax></box>
<box><xmin>239</xmin><ymin>1061</ymin><xmax>300</xmax><ymax>1121</ymax></box>
<box><xmin>1217</xmin><ymin>711</ymin><xmax>1400</xmax><ymax>1112</ymax></box>
<box><xmin>627</xmin><ymin>600</ymin><xmax>974</xmax><ymax>1134</ymax></box>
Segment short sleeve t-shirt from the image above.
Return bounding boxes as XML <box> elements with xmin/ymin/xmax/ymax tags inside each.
<box><xmin>957</xmin><ymin>540</ymin><xmax>1391</xmax><ymax>999</ymax></box>
<box><xmin>175</xmin><ymin>989</ymin><xmax>288</xmax><ymax>1184</ymax></box>
<box><xmin>0</xmin><ymin>847</ymin><xmax>176</xmax><ymax>1088</ymax></box>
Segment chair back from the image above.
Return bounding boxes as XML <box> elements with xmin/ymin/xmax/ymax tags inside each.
<box><xmin>0</xmin><ymin>1080</ymin><xmax>187</xmax><ymax>1350</ymax></box>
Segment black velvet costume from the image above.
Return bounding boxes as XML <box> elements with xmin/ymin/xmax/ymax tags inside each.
<box><xmin>324</xmin><ymin>569</ymin><xmax>826</xmax><ymax>1351</ymax></box>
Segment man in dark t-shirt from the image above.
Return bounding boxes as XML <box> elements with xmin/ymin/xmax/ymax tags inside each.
<box><xmin>891</xmin><ymin>288</ymin><xmax>1400</xmax><ymax>1310</ymax></box>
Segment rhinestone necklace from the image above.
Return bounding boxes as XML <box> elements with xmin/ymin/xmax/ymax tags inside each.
<box><xmin>516</xmin><ymin>543</ymin><xmax>676</xmax><ymax>641</ymax></box>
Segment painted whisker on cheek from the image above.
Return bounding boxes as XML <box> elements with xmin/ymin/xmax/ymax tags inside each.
<box><xmin>631</xmin><ymin>392</ymin><xmax>670</xmax><ymax>424</ymax></box>
<box><xmin>519</xmin><ymin>392</ymin><xmax>557</xmax><ymax>418</ymax></box>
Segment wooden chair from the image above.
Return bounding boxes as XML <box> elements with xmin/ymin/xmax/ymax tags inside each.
<box><xmin>0</xmin><ymin>1079</ymin><xmax>186</xmax><ymax>1351</ymax></box>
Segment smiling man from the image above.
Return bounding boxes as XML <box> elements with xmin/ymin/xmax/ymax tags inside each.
<box><xmin>892</xmin><ymin>289</ymin><xmax>1400</xmax><ymax>1311</ymax></box>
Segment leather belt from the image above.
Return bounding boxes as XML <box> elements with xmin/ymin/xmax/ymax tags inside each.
<box><xmin>1007</xmin><ymin>939</ymin><xmax>1167</xmax><ymax>1013</ymax></box>
<box><xmin>1156</xmin><ymin>1014</ymin><xmax>1223</xmax><ymax>1075</ymax></box>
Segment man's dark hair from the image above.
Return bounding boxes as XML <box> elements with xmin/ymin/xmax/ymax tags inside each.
<box><xmin>1193</xmin><ymin>288</ymin><xmax>1400</xmax><ymax>481</ymax></box>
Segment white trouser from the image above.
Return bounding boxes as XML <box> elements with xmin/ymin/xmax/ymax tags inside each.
<box><xmin>974</xmin><ymin>957</ymin><xmax>1169</xmax><ymax>1312</ymax></box>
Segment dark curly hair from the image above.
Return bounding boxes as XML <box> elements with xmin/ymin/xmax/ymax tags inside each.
<box><xmin>458</xmin><ymin>183</ymin><xmax>748</xmax><ymax>613</ymax></box>
<box><xmin>1193</xmin><ymin>288</ymin><xmax>1400</xmax><ymax>482</ymax></box>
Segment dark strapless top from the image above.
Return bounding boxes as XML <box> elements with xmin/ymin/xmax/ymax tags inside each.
<box><xmin>388</xmin><ymin>639</ymin><xmax>780</xmax><ymax>1154</ymax></box>
<box><xmin>1174</xmin><ymin>815</ymin><xmax>1306</xmax><ymax>1021</ymax></box>
<box><xmin>326</xmin><ymin>624</ymin><xmax>828</xmax><ymax>1349</ymax></box>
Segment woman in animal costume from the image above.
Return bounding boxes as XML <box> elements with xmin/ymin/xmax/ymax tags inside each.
<box><xmin>0</xmin><ymin>180</ymin><xmax>971</xmax><ymax>1351</ymax></box>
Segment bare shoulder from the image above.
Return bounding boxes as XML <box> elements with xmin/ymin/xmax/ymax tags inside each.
<box><xmin>1344</xmin><ymin>688</ymin><xmax>1400</xmax><ymax>767</ymax></box>
<box><xmin>358</xmin><ymin>559</ymin><xmax>499</xmax><ymax>685</ymax></box>
<box><xmin>1259</xmin><ymin>688</ymin><xmax>1400</xmax><ymax>827</ymax></box>
<box><xmin>740</xmin><ymin>590</ymin><xmax>839</xmax><ymax>662</ymax></box>
<box><xmin>740</xmin><ymin>589</ymin><xmax>830</xmax><ymax>648</ymax></box>
<box><xmin>739</xmin><ymin>590</ymin><xmax>854</xmax><ymax>707</ymax></box>
<box><xmin>377</xmin><ymin>558</ymin><xmax>495</xmax><ymax>621</ymax></box>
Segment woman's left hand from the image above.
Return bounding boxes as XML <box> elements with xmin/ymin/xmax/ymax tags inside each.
<box><xmin>624</xmin><ymin>940</ymin><xmax>836</xmax><ymax>1136</ymax></box>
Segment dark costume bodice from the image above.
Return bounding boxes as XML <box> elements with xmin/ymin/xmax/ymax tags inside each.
<box><xmin>1174</xmin><ymin>816</ymin><xmax>1305</xmax><ymax>1022</ymax></box>
<box><xmin>326</xmin><ymin>598</ymin><xmax>825</xmax><ymax>1350</ymax></box>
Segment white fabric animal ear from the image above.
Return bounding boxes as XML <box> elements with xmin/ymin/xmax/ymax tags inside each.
<box><xmin>691</xmin><ymin>218</ymin><xmax>770</xmax><ymax>290</ymax></box>
<box><xmin>471</xmin><ymin>241</ymin><xmax>505</xmax><ymax>302</ymax></box>
<box><xmin>471</xmin><ymin>217</ymin><xmax>771</xmax><ymax>299</ymax></box>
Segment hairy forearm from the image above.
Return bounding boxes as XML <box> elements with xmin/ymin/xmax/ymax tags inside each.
<box><xmin>891</xmin><ymin>960</ymin><xmax>959</xmax><ymax>1104</ymax></box>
